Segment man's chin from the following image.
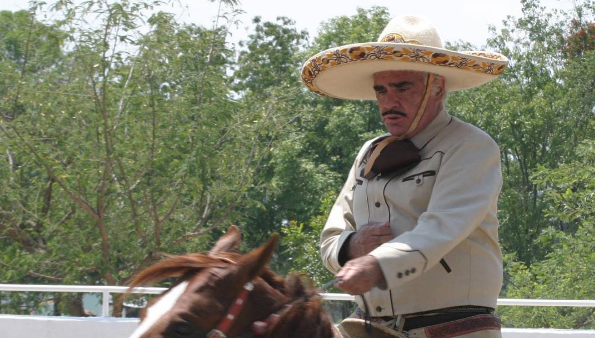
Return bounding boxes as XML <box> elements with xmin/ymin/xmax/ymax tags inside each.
<box><xmin>386</xmin><ymin>128</ymin><xmax>407</xmax><ymax>137</ymax></box>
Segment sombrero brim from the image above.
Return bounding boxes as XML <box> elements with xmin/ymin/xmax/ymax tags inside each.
<box><xmin>301</xmin><ymin>42</ymin><xmax>509</xmax><ymax>100</ymax></box>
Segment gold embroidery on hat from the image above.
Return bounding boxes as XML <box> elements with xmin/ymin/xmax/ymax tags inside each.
<box><xmin>464</xmin><ymin>51</ymin><xmax>503</xmax><ymax>60</ymax></box>
<box><xmin>300</xmin><ymin>44</ymin><xmax>508</xmax><ymax>96</ymax></box>
<box><xmin>380</xmin><ymin>33</ymin><xmax>422</xmax><ymax>45</ymax></box>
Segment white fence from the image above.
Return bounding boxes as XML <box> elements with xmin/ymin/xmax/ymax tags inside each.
<box><xmin>1</xmin><ymin>284</ymin><xmax>595</xmax><ymax>338</ymax></box>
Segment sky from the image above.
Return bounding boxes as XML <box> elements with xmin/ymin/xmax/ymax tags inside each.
<box><xmin>0</xmin><ymin>0</ymin><xmax>577</xmax><ymax>47</ymax></box>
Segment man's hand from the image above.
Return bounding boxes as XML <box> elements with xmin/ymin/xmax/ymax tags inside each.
<box><xmin>347</xmin><ymin>222</ymin><xmax>392</xmax><ymax>259</ymax></box>
<box><xmin>335</xmin><ymin>255</ymin><xmax>385</xmax><ymax>295</ymax></box>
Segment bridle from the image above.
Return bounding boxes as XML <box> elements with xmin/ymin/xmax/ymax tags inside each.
<box><xmin>200</xmin><ymin>254</ymin><xmax>335</xmax><ymax>338</ymax></box>
<box><xmin>206</xmin><ymin>281</ymin><xmax>255</xmax><ymax>338</ymax></box>
<box><xmin>205</xmin><ymin>278</ymin><xmax>330</xmax><ymax>338</ymax></box>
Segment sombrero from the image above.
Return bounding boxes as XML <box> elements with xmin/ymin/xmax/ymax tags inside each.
<box><xmin>301</xmin><ymin>15</ymin><xmax>509</xmax><ymax>100</ymax></box>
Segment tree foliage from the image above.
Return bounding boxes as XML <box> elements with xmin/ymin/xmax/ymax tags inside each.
<box><xmin>0</xmin><ymin>0</ymin><xmax>298</xmax><ymax>315</ymax></box>
<box><xmin>234</xmin><ymin>16</ymin><xmax>308</xmax><ymax>94</ymax></box>
<box><xmin>233</xmin><ymin>7</ymin><xmax>388</xmax><ymax>267</ymax></box>
<box><xmin>499</xmin><ymin>141</ymin><xmax>595</xmax><ymax>328</ymax></box>
<box><xmin>448</xmin><ymin>0</ymin><xmax>595</xmax><ymax>264</ymax></box>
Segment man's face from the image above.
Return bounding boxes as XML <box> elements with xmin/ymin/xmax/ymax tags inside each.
<box><xmin>373</xmin><ymin>70</ymin><xmax>443</xmax><ymax>138</ymax></box>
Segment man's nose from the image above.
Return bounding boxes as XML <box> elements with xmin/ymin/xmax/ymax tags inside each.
<box><xmin>377</xmin><ymin>94</ymin><xmax>399</xmax><ymax>111</ymax></box>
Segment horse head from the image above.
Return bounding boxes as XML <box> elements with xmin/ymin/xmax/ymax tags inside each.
<box><xmin>127</xmin><ymin>225</ymin><xmax>338</xmax><ymax>338</ymax></box>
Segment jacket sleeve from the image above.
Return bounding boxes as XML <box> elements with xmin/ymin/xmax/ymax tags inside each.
<box><xmin>320</xmin><ymin>141</ymin><xmax>373</xmax><ymax>274</ymax></box>
<box><xmin>369</xmin><ymin>128</ymin><xmax>503</xmax><ymax>289</ymax></box>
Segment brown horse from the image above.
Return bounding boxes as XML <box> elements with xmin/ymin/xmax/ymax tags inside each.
<box><xmin>127</xmin><ymin>225</ymin><xmax>341</xmax><ymax>338</ymax></box>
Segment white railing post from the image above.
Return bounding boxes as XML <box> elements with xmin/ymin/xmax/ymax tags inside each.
<box><xmin>101</xmin><ymin>291</ymin><xmax>110</xmax><ymax>317</ymax></box>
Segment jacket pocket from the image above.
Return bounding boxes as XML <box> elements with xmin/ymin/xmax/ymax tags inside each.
<box><xmin>402</xmin><ymin>170</ymin><xmax>436</xmax><ymax>185</ymax></box>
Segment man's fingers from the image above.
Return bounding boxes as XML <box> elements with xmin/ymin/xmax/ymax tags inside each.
<box><xmin>335</xmin><ymin>256</ymin><xmax>384</xmax><ymax>295</ymax></box>
<box><xmin>348</xmin><ymin>222</ymin><xmax>393</xmax><ymax>258</ymax></box>
<box><xmin>356</xmin><ymin>233</ymin><xmax>392</xmax><ymax>245</ymax></box>
<box><xmin>367</xmin><ymin>234</ymin><xmax>393</xmax><ymax>243</ymax></box>
<box><xmin>368</xmin><ymin>229</ymin><xmax>392</xmax><ymax>236</ymax></box>
<box><xmin>350</xmin><ymin>232</ymin><xmax>393</xmax><ymax>257</ymax></box>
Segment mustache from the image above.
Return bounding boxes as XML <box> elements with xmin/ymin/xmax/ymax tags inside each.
<box><xmin>382</xmin><ymin>109</ymin><xmax>407</xmax><ymax>117</ymax></box>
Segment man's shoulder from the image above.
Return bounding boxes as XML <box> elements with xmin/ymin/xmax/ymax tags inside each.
<box><xmin>446</xmin><ymin>116</ymin><xmax>498</xmax><ymax>147</ymax></box>
<box><xmin>422</xmin><ymin>116</ymin><xmax>501</xmax><ymax>159</ymax></box>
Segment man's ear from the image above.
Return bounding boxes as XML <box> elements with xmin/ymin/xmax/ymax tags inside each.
<box><xmin>431</xmin><ymin>77</ymin><xmax>446</xmax><ymax>99</ymax></box>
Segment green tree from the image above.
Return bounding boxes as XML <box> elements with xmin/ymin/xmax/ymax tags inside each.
<box><xmin>280</xmin><ymin>194</ymin><xmax>335</xmax><ymax>286</ymax></box>
<box><xmin>313</xmin><ymin>6</ymin><xmax>391</xmax><ymax>49</ymax></box>
<box><xmin>499</xmin><ymin>141</ymin><xmax>595</xmax><ymax>328</ymax></box>
<box><xmin>234</xmin><ymin>16</ymin><xmax>308</xmax><ymax>94</ymax></box>
<box><xmin>281</xmin><ymin>193</ymin><xmax>355</xmax><ymax>323</ymax></box>
<box><xmin>564</xmin><ymin>5</ymin><xmax>595</xmax><ymax>59</ymax></box>
<box><xmin>0</xmin><ymin>0</ymin><xmax>292</xmax><ymax>315</ymax></box>
<box><xmin>444</xmin><ymin>0</ymin><xmax>595</xmax><ymax>327</ymax></box>
<box><xmin>233</xmin><ymin>7</ymin><xmax>390</xmax><ymax>274</ymax></box>
<box><xmin>448</xmin><ymin>0</ymin><xmax>595</xmax><ymax>263</ymax></box>
<box><xmin>0</xmin><ymin>8</ymin><xmax>66</xmax><ymax>121</ymax></box>
<box><xmin>228</xmin><ymin>15</ymin><xmax>319</xmax><ymax>252</ymax></box>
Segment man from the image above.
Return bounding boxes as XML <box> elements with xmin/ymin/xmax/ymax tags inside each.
<box><xmin>301</xmin><ymin>15</ymin><xmax>509</xmax><ymax>338</ymax></box>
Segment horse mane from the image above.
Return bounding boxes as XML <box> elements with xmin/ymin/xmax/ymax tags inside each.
<box><xmin>128</xmin><ymin>252</ymin><xmax>237</xmax><ymax>288</ymax></box>
<box><xmin>127</xmin><ymin>251</ymin><xmax>293</xmax><ymax>292</ymax></box>
<box><xmin>128</xmin><ymin>251</ymin><xmax>320</xmax><ymax>303</ymax></box>
<box><xmin>269</xmin><ymin>274</ymin><xmax>335</xmax><ymax>338</ymax></box>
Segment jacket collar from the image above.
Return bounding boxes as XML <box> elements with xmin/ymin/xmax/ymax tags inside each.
<box><xmin>409</xmin><ymin>107</ymin><xmax>451</xmax><ymax>149</ymax></box>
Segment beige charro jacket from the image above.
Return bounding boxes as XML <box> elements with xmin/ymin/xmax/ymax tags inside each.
<box><xmin>321</xmin><ymin>108</ymin><xmax>503</xmax><ymax>316</ymax></box>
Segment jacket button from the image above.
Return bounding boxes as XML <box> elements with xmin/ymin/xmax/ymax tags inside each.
<box><xmin>411</xmin><ymin>268</ymin><xmax>417</xmax><ymax>273</ymax></box>
<box><xmin>397</xmin><ymin>272</ymin><xmax>403</xmax><ymax>278</ymax></box>
<box><xmin>375</xmin><ymin>202</ymin><xmax>381</xmax><ymax>207</ymax></box>
<box><xmin>405</xmin><ymin>270</ymin><xmax>410</xmax><ymax>276</ymax></box>
<box><xmin>376</xmin><ymin>306</ymin><xmax>382</xmax><ymax>312</ymax></box>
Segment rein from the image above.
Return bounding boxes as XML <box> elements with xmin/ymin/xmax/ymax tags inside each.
<box><xmin>321</xmin><ymin>278</ymin><xmax>372</xmax><ymax>334</ymax></box>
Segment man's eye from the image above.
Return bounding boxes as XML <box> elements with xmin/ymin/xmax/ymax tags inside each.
<box><xmin>373</xmin><ymin>86</ymin><xmax>385</xmax><ymax>94</ymax></box>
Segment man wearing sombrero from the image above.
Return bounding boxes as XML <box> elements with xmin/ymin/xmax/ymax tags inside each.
<box><xmin>303</xmin><ymin>15</ymin><xmax>508</xmax><ymax>338</ymax></box>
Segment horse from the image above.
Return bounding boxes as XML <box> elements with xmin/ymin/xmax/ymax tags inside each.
<box><xmin>127</xmin><ymin>225</ymin><xmax>342</xmax><ymax>338</ymax></box>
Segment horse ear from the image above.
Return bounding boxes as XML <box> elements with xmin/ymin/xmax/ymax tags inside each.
<box><xmin>236</xmin><ymin>233</ymin><xmax>279</xmax><ymax>281</ymax></box>
<box><xmin>209</xmin><ymin>225</ymin><xmax>242</xmax><ymax>255</ymax></box>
